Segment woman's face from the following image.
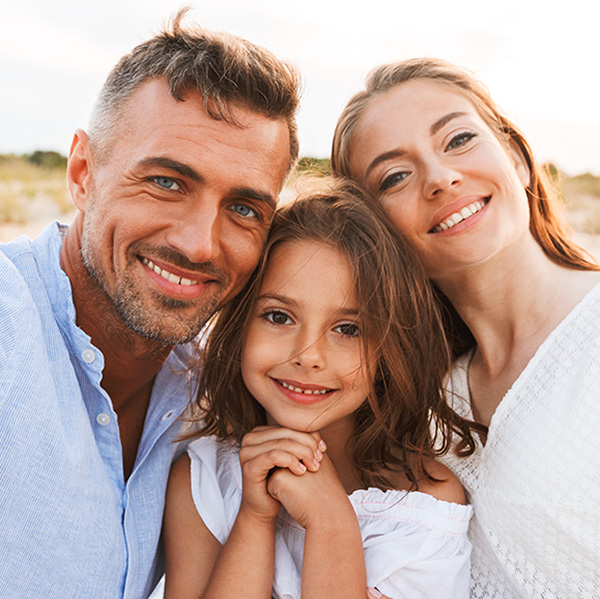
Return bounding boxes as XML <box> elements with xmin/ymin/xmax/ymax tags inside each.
<box><xmin>348</xmin><ymin>79</ymin><xmax>531</xmax><ymax>282</ymax></box>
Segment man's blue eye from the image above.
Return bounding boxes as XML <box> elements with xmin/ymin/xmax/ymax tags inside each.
<box><xmin>232</xmin><ymin>204</ymin><xmax>257</xmax><ymax>218</ymax></box>
<box><xmin>153</xmin><ymin>177</ymin><xmax>180</xmax><ymax>190</ymax></box>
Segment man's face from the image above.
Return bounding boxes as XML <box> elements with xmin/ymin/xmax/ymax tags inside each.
<box><xmin>78</xmin><ymin>79</ymin><xmax>290</xmax><ymax>344</ymax></box>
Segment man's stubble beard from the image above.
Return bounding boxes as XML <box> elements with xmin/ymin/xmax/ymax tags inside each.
<box><xmin>79</xmin><ymin>214</ymin><xmax>225</xmax><ymax>345</ymax></box>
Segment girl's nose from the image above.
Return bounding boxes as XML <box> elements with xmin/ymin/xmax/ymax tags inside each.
<box><xmin>292</xmin><ymin>333</ymin><xmax>327</xmax><ymax>371</ymax></box>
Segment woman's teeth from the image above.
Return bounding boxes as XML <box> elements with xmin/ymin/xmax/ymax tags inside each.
<box><xmin>432</xmin><ymin>199</ymin><xmax>487</xmax><ymax>233</ymax></box>
<box><xmin>279</xmin><ymin>380</ymin><xmax>330</xmax><ymax>395</ymax></box>
<box><xmin>142</xmin><ymin>257</ymin><xmax>199</xmax><ymax>286</ymax></box>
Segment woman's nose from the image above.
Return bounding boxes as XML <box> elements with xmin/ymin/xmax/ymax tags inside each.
<box><xmin>422</xmin><ymin>158</ymin><xmax>462</xmax><ymax>200</ymax></box>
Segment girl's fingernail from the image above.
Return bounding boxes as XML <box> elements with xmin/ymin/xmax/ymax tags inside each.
<box><xmin>299</xmin><ymin>463</ymin><xmax>307</xmax><ymax>472</ymax></box>
<box><xmin>319</xmin><ymin>440</ymin><xmax>327</xmax><ymax>451</ymax></box>
<box><xmin>313</xmin><ymin>458</ymin><xmax>320</xmax><ymax>468</ymax></box>
<box><xmin>316</xmin><ymin>449</ymin><xmax>323</xmax><ymax>460</ymax></box>
<box><xmin>367</xmin><ymin>588</ymin><xmax>382</xmax><ymax>599</ymax></box>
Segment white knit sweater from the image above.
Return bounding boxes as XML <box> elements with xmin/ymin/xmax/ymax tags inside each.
<box><xmin>441</xmin><ymin>283</ymin><xmax>600</xmax><ymax>599</ymax></box>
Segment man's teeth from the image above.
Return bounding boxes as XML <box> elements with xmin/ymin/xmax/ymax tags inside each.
<box><xmin>280</xmin><ymin>380</ymin><xmax>330</xmax><ymax>395</ymax></box>
<box><xmin>142</xmin><ymin>258</ymin><xmax>199</xmax><ymax>286</ymax></box>
<box><xmin>433</xmin><ymin>199</ymin><xmax>486</xmax><ymax>233</ymax></box>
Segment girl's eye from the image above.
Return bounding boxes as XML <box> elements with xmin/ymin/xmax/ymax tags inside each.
<box><xmin>264</xmin><ymin>310</ymin><xmax>292</xmax><ymax>326</ymax></box>
<box><xmin>446</xmin><ymin>131</ymin><xmax>477</xmax><ymax>151</ymax></box>
<box><xmin>230</xmin><ymin>203</ymin><xmax>258</xmax><ymax>219</ymax></box>
<box><xmin>334</xmin><ymin>322</ymin><xmax>359</xmax><ymax>338</ymax></box>
<box><xmin>379</xmin><ymin>170</ymin><xmax>409</xmax><ymax>192</ymax></box>
<box><xmin>152</xmin><ymin>176</ymin><xmax>181</xmax><ymax>191</ymax></box>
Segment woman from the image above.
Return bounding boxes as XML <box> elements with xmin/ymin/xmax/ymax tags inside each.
<box><xmin>331</xmin><ymin>58</ymin><xmax>600</xmax><ymax>598</ymax></box>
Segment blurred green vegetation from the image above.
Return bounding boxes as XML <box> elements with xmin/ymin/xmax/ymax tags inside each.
<box><xmin>294</xmin><ymin>156</ymin><xmax>331</xmax><ymax>177</ymax></box>
<box><xmin>1</xmin><ymin>153</ymin><xmax>599</xmax><ymax>234</ymax></box>
<box><xmin>0</xmin><ymin>152</ymin><xmax>70</xmax><ymax>223</ymax></box>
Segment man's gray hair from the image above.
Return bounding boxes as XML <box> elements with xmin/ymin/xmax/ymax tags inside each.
<box><xmin>89</xmin><ymin>8</ymin><xmax>301</xmax><ymax>173</ymax></box>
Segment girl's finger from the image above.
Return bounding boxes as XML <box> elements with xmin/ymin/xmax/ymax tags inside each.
<box><xmin>240</xmin><ymin>438</ymin><xmax>322</xmax><ymax>472</ymax></box>
<box><xmin>242</xmin><ymin>447</ymin><xmax>309</xmax><ymax>477</ymax></box>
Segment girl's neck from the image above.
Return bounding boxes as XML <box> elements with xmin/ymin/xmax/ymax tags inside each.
<box><xmin>317</xmin><ymin>418</ymin><xmax>362</xmax><ymax>495</ymax></box>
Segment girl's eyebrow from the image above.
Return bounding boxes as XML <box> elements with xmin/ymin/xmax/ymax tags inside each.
<box><xmin>257</xmin><ymin>293</ymin><xmax>359</xmax><ymax>316</ymax></box>
<box><xmin>256</xmin><ymin>293</ymin><xmax>295</xmax><ymax>306</ymax></box>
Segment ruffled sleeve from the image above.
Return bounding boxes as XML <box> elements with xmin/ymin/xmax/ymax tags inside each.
<box><xmin>351</xmin><ymin>488</ymin><xmax>473</xmax><ymax>599</ymax></box>
<box><xmin>187</xmin><ymin>436</ymin><xmax>243</xmax><ymax>544</ymax></box>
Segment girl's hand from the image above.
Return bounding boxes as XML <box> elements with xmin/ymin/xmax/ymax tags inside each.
<box><xmin>267</xmin><ymin>452</ymin><xmax>348</xmax><ymax>529</ymax></box>
<box><xmin>238</xmin><ymin>426</ymin><xmax>326</xmax><ymax>521</ymax></box>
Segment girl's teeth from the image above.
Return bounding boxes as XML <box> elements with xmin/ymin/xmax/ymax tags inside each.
<box><xmin>142</xmin><ymin>258</ymin><xmax>199</xmax><ymax>286</ymax></box>
<box><xmin>280</xmin><ymin>380</ymin><xmax>329</xmax><ymax>395</ymax></box>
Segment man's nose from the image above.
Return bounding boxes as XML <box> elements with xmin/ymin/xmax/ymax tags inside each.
<box><xmin>166</xmin><ymin>200</ymin><xmax>221</xmax><ymax>265</ymax></box>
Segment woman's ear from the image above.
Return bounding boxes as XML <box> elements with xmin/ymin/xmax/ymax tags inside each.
<box><xmin>507</xmin><ymin>139</ymin><xmax>531</xmax><ymax>188</ymax></box>
<box><xmin>66</xmin><ymin>129</ymin><xmax>93</xmax><ymax>213</ymax></box>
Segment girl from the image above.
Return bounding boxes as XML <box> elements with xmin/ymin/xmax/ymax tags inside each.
<box><xmin>332</xmin><ymin>58</ymin><xmax>600</xmax><ymax>598</ymax></box>
<box><xmin>161</xmin><ymin>179</ymin><xmax>476</xmax><ymax>599</ymax></box>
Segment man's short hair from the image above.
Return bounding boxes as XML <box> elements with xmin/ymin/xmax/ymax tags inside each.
<box><xmin>89</xmin><ymin>8</ymin><xmax>301</xmax><ymax>174</ymax></box>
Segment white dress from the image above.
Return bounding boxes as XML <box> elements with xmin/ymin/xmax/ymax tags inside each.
<box><xmin>179</xmin><ymin>436</ymin><xmax>473</xmax><ymax>599</ymax></box>
<box><xmin>441</xmin><ymin>283</ymin><xmax>600</xmax><ymax>598</ymax></box>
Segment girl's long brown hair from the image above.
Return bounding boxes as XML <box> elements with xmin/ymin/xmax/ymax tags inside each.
<box><xmin>190</xmin><ymin>178</ymin><xmax>480</xmax><ymax>490</ymax></box>
<box><xmin>331</xmin><ymin>58</ymin><xmax>599</xmax><ymax>356</ymax></box>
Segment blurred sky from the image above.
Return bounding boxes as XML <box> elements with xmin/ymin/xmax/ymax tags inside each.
<box><xmin>1</xmin><ymin>0</ymin><xmax>599</xmax><ymax>175</ymax></box>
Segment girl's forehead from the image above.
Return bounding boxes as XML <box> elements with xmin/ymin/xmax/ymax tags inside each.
<box><xmin>259</xmin><ymin>238</ymin><xmax>355</xmax><ymax>299</ymax></box>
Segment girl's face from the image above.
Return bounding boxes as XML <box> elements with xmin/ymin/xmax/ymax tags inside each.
<box><xmin>347</xmin><ymin>79</ymin><xmax>531</xmax><ymax>282</ymax></box>
<box><xmin>241</xmin><ymin>239</ymin><xmax>374</xmax><ymax>435</ymax></box>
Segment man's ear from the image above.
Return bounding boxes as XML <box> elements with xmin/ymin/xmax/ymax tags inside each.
<box><xmin>67</xmin><ymin>129</ymin><xmax>94</xmax><ymax>213</ymax></box>
<box><xmin>507</xmin><ymin>138</ymin><xmax>531</xmax><ymax>188</ymax></box>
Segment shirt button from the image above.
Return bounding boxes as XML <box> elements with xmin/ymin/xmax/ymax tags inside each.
<box><xmin>162</xmin><ymin>410</ymin><xmax>175</xmax><ymax>421</ymax></box>
<box><xmin>96</xmin><ymin>413</ymin><xmax>110</xmax><ymax>426</ymax></box>
<box><xmin>82</xmin><ymin>349</ymin><xmax>96</xmax><ymax>364</ymax></box>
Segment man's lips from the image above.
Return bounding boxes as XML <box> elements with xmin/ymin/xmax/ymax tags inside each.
<box><xmin>429</xmin><ymin>196</ymin><xmax>490</xmax><ymax>233</ymax></box>
<box><xmin>140</xmin><ymin>256</ymin><xmax>215</xmax><ymax>287</ymax></box>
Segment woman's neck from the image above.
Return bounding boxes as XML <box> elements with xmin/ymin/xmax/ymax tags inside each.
<box><xmin>436</xmin><ymin>236</ymin><xmax>599</xmax><ymax>372</ymax></box>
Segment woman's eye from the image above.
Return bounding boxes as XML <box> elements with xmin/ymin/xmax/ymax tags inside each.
<box><xmin>446</xmin><ymin>131</ymin><xmax>477</xmax><ymax>150</ymax></box>
<box><xmin>152</xmin><ymin>176</ymin><xmax>181</xmax><ymax>191</ymax></box>
<box><xmin>230</xmin><ymin>203</ymin><xmax>258</xmax><ymax>219</ymax></box>
<box><xmin>379</xmin><ymin>171</ymin><xmax>409</xmax><ymax>192</ymax></box>
<box><xmin>264</xmin><ymin>310</ymin><xmax>292</xmax><ymax>325</ymax></box>
<box><xmin>335</xmin><ymin>323</ymin><xmax>359</xmax><ymax>338</ymax></box>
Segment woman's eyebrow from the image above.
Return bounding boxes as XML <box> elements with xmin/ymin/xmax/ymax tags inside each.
<box><xmin>365</xmin><ymin>149</ymin><xmax>406</xmax><ymax>179</ymax></box>
<box><xmin>430</xmin><ymin>111</ymin><xmax>467</xmax><ymax>136</ymax></box>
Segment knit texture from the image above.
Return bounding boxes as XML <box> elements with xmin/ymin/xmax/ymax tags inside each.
<box><xmin>441</xmin><ymin>283</ymin><xmax>600</xmax><ymax>599</ymax></box>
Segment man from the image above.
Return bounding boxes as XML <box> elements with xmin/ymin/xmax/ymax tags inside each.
<box><xmin>0</xmin><ymin>11</ymin><xmax>299</xmax><ymax>598</ymax></box>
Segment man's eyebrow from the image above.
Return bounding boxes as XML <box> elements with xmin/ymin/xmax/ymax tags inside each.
<box><xmin>137</xmin><ymin>157</ymin><xmax>203</xmax><ymax>183</ymax></box>
<box><xmin>231</xmin><ymin>187</ymin><xmax>277</xmax><ymax>211</ymax></box>
<box><xmin>430</xmin><ymin>111</ymin><xmax>467</xmax><ymax>136</ymax></box>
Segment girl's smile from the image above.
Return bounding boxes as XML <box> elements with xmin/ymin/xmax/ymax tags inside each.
<box><xmin>241</xmin><ymin>239</ymin><xmax>373</xmax><ymax>433</ymax></box>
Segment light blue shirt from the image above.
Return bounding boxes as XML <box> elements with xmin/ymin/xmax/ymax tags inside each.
<box><xmin>0</xmin><ymin>223</ymin><xmax>194</xmax><ymax>598</ymax></box>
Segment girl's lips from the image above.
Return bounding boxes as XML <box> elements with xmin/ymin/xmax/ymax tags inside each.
<box><xmin>272</xmin><ymin>377</ymin><xmax>336</xmax><ymax>404</ymax></box>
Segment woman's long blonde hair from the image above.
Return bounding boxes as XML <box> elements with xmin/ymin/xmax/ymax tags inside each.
<box><xmin>332</xmin><ymin>58</ymin><xmax>598</xmax><ymax>355</ymax></box>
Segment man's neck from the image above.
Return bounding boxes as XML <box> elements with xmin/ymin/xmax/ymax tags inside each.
<box><xmin>60</xmin><ymin>221</ymin><xmax>174</xmax><ymax>478</ymax></box>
